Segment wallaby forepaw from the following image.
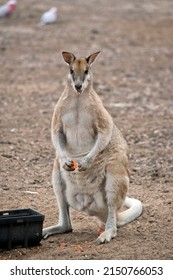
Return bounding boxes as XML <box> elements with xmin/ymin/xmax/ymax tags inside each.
<box><xmin>63</xmin><ymin>160</ymin><xmax>77</xmax><ymax>171</ymax></box>
<box><xmin>78</xmin><ymin>162</ymin><xmax>87</xmax><ymax>171</ymax></box>
<box><xmin>78</xmin><ymin>156</ymin><xmax>92</xmax><ymax>171</ymax></box>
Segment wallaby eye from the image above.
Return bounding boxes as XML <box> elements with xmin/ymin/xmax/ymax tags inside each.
<box><xmin>70</xmin><ymin>69</ymin><xmax>74</xmax><ymax>74</ymax></box>
<box><xmin>85</xmin><ymin>69</ymin><xmax>89</xmax><ymax>75</ymax></box>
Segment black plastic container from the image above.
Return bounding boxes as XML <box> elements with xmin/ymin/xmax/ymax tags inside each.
<box><xmin>0</xmin><ymin>208</ymin><xmax>44</xmax><ymax>250</ymax></box>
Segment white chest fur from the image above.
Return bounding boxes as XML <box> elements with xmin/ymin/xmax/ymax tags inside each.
<box><xmin>61</xmin><ymin>94</ymin><xmax>96</xmax><ymax>159</ymax></box>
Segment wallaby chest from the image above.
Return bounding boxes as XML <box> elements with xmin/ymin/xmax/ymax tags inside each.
<box><xmin>61</xmin><ymin>94</ymin><xmax>95</xmax><ymax>157</ymax></box>
<box><xmin>61</xmin><ymin>95</ymin><xmax>92</xmax><ymax>127</ymax></box>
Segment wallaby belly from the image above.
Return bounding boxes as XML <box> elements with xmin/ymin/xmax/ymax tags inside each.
<box><xmin>61</xmin><ymin>164</ymin><xmax>107</xmax><ymax>215</ymax></box>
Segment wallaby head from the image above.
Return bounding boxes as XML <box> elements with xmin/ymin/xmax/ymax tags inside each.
<box><xmin>62</xmin><ymin>51</ymin><xmax>100</xmax><ymax>94</ymax></box>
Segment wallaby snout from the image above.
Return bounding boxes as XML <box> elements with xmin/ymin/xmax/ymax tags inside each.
<box><xmin>75</xmin><ymin>84</ymin><xmax>82</xmax><ymax>92</ymax></box>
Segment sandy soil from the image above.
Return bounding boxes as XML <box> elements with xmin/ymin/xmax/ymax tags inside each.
<box><xmin>0</xmin><ymin>0</ymin><xmax>173</xmax><ymax>260</ymax></box>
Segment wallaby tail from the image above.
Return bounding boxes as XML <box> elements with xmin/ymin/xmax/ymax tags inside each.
<box><xmin>117</xmin><ymin>196</ymin><xmax>143</xmax><ymax>227</ymax></box>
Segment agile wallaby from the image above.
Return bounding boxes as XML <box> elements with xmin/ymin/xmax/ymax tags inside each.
<box><xmin>43</xmin><ymin>51</ymin><xmax>142</xmax><ymax>244</ymax></box>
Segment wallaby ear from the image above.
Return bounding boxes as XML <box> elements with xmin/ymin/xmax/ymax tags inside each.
<box><xmin>86</xmin><ymin>51</ymin><xmax>100</xmax><ymax>65</ymax></box>
<box><xmin>62</xmin><ymin>52</ymin><xmax>76</xmax><ymax>65</ymax></box>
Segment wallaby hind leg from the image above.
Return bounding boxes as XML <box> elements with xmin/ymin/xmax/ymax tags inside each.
<box><xmin>95</xmin><ymin>169</ymin><xmax>128</xmax><ymax>244</ymax></box>
<box><xmin>43</xmin><ymin>159</ymin><xmax>72</xmax><ymax>239</ymax></box>
<box><xmin>95</xmin><ymin>205</ymin><xmax>117</xmax><ymax>245</ymax></box>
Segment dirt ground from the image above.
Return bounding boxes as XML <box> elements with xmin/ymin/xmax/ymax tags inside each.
<box><xmin>0</xmin><ymin>0</ymin><xmax>173</xmax><ymax>260</ymax></box>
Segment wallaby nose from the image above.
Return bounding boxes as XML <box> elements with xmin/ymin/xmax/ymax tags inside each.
<box><xmin>75</xmin><ymin>84</ymin><xmax>82</xmax><ymax>92</ymax></box>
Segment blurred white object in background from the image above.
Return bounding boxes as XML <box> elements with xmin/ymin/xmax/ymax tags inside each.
<box><xmin>0</xmin><ymin>0</ymin><xmax>17</xmax><ymax>18</ymax></box>
<box><xmin>39</xmin><ymin>7</ymin><xmax>57</xmax><ymax>26</ymax></box>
